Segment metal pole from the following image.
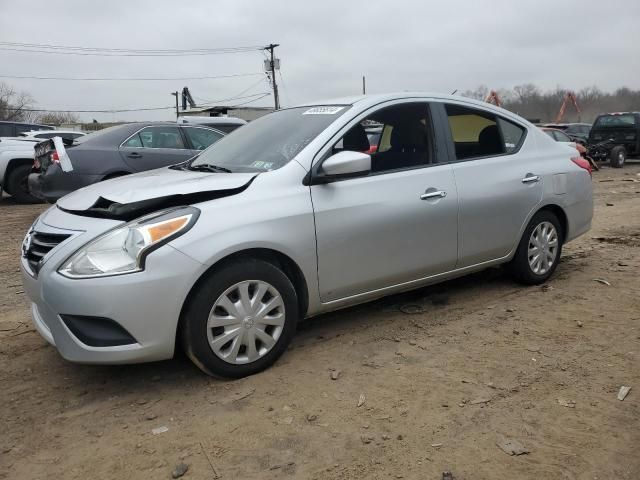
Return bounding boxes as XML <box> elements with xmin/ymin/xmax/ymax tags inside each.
<box><xmin>362</xmin><ymin>76</ymin><xmax>366</xmax><ymax>94</ymax></box>
<box><xmin>265</xmin><ymin>43</ymin><xmax>280</xmax><ymax>110</ymax></box>
<box><xmin>171</xmin><ymin>91</ymin><xmax>179</xmax><ymax>120</ymax></box>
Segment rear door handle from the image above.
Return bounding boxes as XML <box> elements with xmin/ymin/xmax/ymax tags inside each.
<box><xmin>420</xmin><ymin>190</ymin><xmax>447</xmax><ymax>200</ymax></box>
<box><xmin>127</xmin><ymin>152</ymin><xmax>142</xmax><ymax>158</ymax></box>
<box><xmin>521</xmin><ymin>174</ymin><xmax>540</xmax><ymax>184</ymax></box>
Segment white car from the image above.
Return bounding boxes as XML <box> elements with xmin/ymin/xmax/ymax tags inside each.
<box><xmin>18</xmin><ymin>130</ymin><xmax>86</xmax><ymax>141</ymax></box>
<box><xmin>0</xmin><ymin>137</ymin><xmax>42</xmax><ymax>203</ymax></box>
<box><xmin>20</xmin><ymin>92</ymin><xmax>593</xmax><ymax>378</ymax></box>
<box><xmin>1</xmin><ymin>131</ymin><xmax>85</xmax><ymax>203</ymax></box>
<box><xmin>177</xmin><ymin>116</ymin><xmax>246</xmax><ymax>133</ymax></box>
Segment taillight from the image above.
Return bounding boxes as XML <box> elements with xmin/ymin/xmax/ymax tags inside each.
<box><xmin>571</xmin><ymin>156</ymin><xmax>592</xmax><ymax>177</ymax></box>
<box><xmin>50</xmin><ymin>152</ymin><xmax>60</xmax><ymax>163</ymax></box>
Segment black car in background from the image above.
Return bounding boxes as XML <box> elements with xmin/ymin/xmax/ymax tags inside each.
<box><xmin>541</xmin><ymin>122</ymin><xmax>591</xmax><ymax>144</ymax></box>
<box><xmin>0</xmin><ymin>121</ymin><xmax>54</xmax><ymax>137</ymax></box>
<box><xmin>587</xmin><ymin>112</ymin><xmax>640</xmax><ymax>168</ymax></box>
<box><xmin>29</xmin><ymin>122</ymin><xmax>225</xmax><ymax>203</ymax></box>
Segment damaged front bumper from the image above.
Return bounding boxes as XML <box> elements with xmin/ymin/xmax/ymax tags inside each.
<box><xmin>20</xmin><ymin>206</ymin><xmax>207</xmax><ymax>364</ymax></box>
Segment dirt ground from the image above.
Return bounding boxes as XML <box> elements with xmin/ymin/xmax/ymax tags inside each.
<box><xmin>1</xmin><ymin>165</ymin><xmax>639</xmax><ymax>480</ymax></box>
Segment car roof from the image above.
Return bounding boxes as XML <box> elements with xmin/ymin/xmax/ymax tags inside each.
<box><xmin>599</xmin><ymin>111</ymin><xmax>640</xmax><ymax>116</ymax></box>
<box><xmin>0</xmin><ymin>120</ymin><xmax>52</xmax><ymax>127</ymax></box>
<box><xmin>296</xmin><ymin>92</ymin><xmax>529</xmax><ymax>124</ymax></box>
<box><xmin>21</xmin><ymin>130</ymin><xmax>85</xmax><ymax>135</ymax></box>
<box><xmin>177</xmin><ymin>116</ymin><xmax>246</xmax><ymax>125</ymax></box>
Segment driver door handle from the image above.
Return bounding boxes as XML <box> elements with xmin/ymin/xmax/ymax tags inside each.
<box><xmin>421</xmin><ymin>190</ymin><xmax>447</xmax><ymax>200</ymax></box>
<box><xmin>521</xmin><ymin>174</ymin><xmax>540</xmax><ymax>184</ymax></box>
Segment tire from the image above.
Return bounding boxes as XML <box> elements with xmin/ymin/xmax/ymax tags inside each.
<box><xmin>508</xmin><ymin>210</ymin><xmax>563</xmax><ymax>285</ymax></box>
<box><xmin>181</xmin><ymin>258</ymin><xmax>298</xmax><ymax>378</ymax></box>
<box><xmin>6</xmin><ymin>164</ymin><xmax>42</xmax><ymax>204</ymax></box>
<box><xmin>609</xmin><ymin>146</ymin><xmax>626</xmax><ymax>168</ymax></box>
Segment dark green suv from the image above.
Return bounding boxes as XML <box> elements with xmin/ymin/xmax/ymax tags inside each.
<box><xmin>588</xmin><ymin>112</ymin><xmax>640</xmax><ymax>168</ymax></box>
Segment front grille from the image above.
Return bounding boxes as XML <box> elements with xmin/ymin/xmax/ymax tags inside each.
<box><xmin>24</xmin><ymin>231</ymin><xmax>70</xmax><ymax>273</ymax></box>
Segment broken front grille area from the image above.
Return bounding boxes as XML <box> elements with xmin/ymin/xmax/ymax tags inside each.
<box><xmin>24</xmin><ymin>231</ymin><xmax>71</xmax><ymax>274</ymax></box>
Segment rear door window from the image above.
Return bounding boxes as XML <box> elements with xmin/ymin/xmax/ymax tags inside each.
<box><xmin>445</xmin><ymin>104</ymin><xmax>504</xmax><ymax>160</ymax></box>
<box><xmin>553</xmin><ymin>130</ymin><xmax>572</xmax><ymax>142</ymax></box>
<box><xmin>125</xmin><ymin>126</ymin><xmax>186</xmax><ymax>149</ymax></box>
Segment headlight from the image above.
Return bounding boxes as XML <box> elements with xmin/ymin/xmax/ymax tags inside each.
<box><xmin>59</xmin><ymin>207</ymin><xmax>199</xmax><ymax>278</ymax></box>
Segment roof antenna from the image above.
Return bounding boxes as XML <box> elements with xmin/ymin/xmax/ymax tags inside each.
<box><xmin>450</xmin><ymin>89</ymin><xmax>458</xmax><ymax>95</ymax></box>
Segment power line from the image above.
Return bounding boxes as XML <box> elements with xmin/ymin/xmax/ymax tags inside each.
<box><xmin>193</xmin><ymin>77</ymin><xmax>267</xmax><ymax>104</ymax></box>
<box><xmin>5</xmin><ymin>106</ymin><xmax>175</xmax><ymax>113</ymax></box>
<box><xmin>226</xmin><ymin>93</ymin><xmax>271</xmax><ymax>107</ymax></box>
<box><xmin>4</xmin><ymin>92</ymin><xmax>272</xmax><ymax>114</ymax></box>
<box><xmin>0</xmin><ymin>72</ymin><xmax>264</xmax><ymax>81</ymax></box>
<box><xmin>0</xmin><ymin>42</ymin><xmax>264</xmax><ymax>57</ymax></box>
<box><xmin>0</xmin><ymin>41</ymin><xmax>264</xmax><ymax>53</ymax></box>
<box><xmin>196</xmin><ymin>92</ymin><xmax>272</xmax><ymax>107</ymax></box>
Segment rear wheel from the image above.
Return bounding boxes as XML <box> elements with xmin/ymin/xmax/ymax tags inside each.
<box><xmin>6</xmin><ymin>164</ymin><xmax>42</xmax><ymax>204</ymax></box>
<box><xmin>508</xmin><ymin>210</ymin><xmax>563</xmax><ymax>285</ymax></box>
<box><xmin>181</xmin><ymin>258</ymin><xmax>298</xmax><ymax>378</ymax></box>
<box><xmin>609</xmin><ymin>146</ymin><xmax>626</xmax><ymax>168</ymax></box>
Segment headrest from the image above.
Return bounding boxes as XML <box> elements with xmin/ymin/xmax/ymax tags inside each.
<box><xmin>343</xmin><ymin>124</ymin><xmax>370</xmax><ymax>152</ymax></box>
<box><xmin>391</xmin><ymin>122</ymin><xmax>426</xmax><ymax>149</ymax></box>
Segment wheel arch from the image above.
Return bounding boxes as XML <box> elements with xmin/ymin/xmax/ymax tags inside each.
<box><xmin>175</xmin><ymin>247</ymin><xmax>310</xmax><ymax>353</ymax></box>
<box><xmin>536</xmin><ymin>203</ymin><xmax>569</xmax><ymax>242</ymax></box>
<box><xmin>102</xmin><ymin>170</ymin><xmax>131</xmax><ymax>181</ymax></box>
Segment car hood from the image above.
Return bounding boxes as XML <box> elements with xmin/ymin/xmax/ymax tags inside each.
<box><xmin>57</xmin><ymin>167</ymin><xmax>258</xmax><ymax>220</ymax></box>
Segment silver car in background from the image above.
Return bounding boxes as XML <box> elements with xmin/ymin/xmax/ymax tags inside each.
<box><xmin>20</xmin><ymin>93</ymin><xmax>593</xmax><ymax>378</ymax></box>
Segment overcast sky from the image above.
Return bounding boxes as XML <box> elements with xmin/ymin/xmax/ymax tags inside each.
<box><xmin>2</xmin><ymin>0</ymin><xmax>639</xmax><ymax>122</ymax></box>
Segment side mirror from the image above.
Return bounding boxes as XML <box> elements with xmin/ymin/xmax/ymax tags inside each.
<box><xmin>316</xmin><ymin>150</ymin><xmax>371</xmax><ymax>183</ymax></box>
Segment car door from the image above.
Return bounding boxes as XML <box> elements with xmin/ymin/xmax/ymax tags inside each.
<box><xmin>181</xmin><ymin>126</ymin><xmax>224</xmax><ymax>156</ymax></box>
<box><xmin>311</xmin><ymin>101</ymin><xmax>458</xmax><ymax>303</ymax></box>
<box><xmin>119</xmin><ymin>125</ymin><xmax>193</xmax><ymax>171</ymax></box>
<box><xmin>436</xmin><ymin>102</ymin><xmax>542</xmax><ymax>268</ymax></box>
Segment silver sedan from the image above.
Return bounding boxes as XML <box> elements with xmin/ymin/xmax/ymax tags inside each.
<box><xmin>20</xmin><ymin>93</ymin><xmax>593</xmax><ymax>378</ymax></box>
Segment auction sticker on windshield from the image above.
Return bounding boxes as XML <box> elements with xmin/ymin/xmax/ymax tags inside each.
<box><xmin>303</xmin><ymin>106</ymin><xmax>345</xmax><ymax>115</ymax></box>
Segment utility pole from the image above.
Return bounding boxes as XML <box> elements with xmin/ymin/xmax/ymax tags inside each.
<box><xmin>170</xmin><ymin>91</ymin><xmax>179</xmax><ymax>120</ymax></box>
<box><xmin>264</xmin><ymin>43</ymin><xmax>280</xmax><ymax>110</ymax></box>
<box><xmin>362</xmin><ymin>76</ymin><xmax>366</xmax><ymax>94</ymax></box>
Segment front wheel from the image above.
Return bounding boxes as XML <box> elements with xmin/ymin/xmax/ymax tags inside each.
<box><xmin>508</xmin><ymin>211</ymin><xmax>563</xmax><ymax>285</ymax></box>
<box><xmin>609</xmin><ymin>146</ymin><xmax>626</xmax><ymax>168</ymax></box>
<box><xmin>181</xmin><ymin>258</ymin><xmax>298</xmax><ymax>378</ymax></box>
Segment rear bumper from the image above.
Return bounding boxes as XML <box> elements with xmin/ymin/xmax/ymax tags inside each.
<box><xmin>28</xmin><ymin>165</ymin><xmax>102</xmax><ymax>203</ymax></box>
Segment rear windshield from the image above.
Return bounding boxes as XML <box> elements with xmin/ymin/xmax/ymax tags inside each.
<box><xmin>190</xmin><ymin>106</ymin><xmax>350</xmax><ymax>172</ymax></box>
<box><xmin>72</xmin><ymin>125</ymin><xmax>124</xmax><ymax>144</ymax></box>
<box><xmin>593</xmin><ymin>114</ymin><xmax>636</xmax><ymax>128</ymax></box>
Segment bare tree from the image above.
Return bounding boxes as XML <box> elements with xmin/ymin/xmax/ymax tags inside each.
<box><xmin>462</xmin><ymin>83</ymin><xmax>640</xmax><ymax>123</ymax></box>
<box><xmin>37</xmin><ymin>111</ymin><xmax>80</xmax><ymax>126</ymax></box>
<box><xmin>0</xmin><ymin>82</ymin><xmax>34</xmax><ymax>121</ymax></box>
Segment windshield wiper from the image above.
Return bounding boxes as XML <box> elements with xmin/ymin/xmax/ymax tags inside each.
<box><xmin>188</xmin><ymin>164</ymin><xmax>232</xmax><ymax>173</ymax></box>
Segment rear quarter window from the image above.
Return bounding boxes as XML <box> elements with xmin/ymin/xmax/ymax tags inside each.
<box><xmin>497</xmin><ymin>118</ymin><xmax>526</xmax><ymax>153</ymax></box>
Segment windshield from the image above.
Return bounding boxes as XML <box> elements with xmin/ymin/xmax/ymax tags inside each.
<box><xmin>190</xmin><ymin>106</ymin><xmax>350</xmax><ymax>172</ymax></box>
<box><xmin>594</xmin><ymin>114</ymin><xmax>636</xmax><ymax>128</ymax></box>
